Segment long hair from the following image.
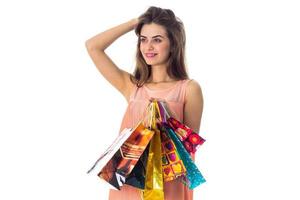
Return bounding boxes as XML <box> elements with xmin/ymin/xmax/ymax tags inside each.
<box><xmin>129</xmin><ymin>6</ymin><xmax>189</xmax><ymax>87</ymax></box>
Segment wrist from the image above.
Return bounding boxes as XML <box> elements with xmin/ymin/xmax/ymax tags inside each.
<box><xmin>129</xmin><ymin>18</ymin><xmax>139</xmax><ymax>29</ymax></box>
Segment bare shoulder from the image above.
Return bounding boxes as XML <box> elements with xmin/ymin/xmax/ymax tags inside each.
<box><xmin>185</xmin><ymin>79</ymin><xmax>203</xmax><ymax>104</ymax></box>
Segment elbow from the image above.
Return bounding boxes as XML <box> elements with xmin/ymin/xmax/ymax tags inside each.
<box><xmin>85</xmin><ymin>40</ymin><xmax>105</xmax><ymax>52</ymax></box>
<box><xmin>85</xmin><ymin>40</ymin><xmax>94</xmax><ymax>51</ymax></box>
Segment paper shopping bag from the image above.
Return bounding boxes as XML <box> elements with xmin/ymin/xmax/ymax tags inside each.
<box><xmin>147</xmin><ymin>100</ymin><xmax>187</xmax><ymax>183</ymax></box>
<box><xmin>164</xmin><ymin>125</ymin><xmax>206</xmax><ymax>189</ymax></box>
<box><xmin>158</xmin><ymin>101</ymin><xmax>206</xmax><ymax>153</ymax></box>
<box><xmin>99</xmin><ymin>122</ymin><xmax>154</xmax><ymax>189</ymax></box>
<box><xmin>86</xmin><ymin>120</ymin><xmax>154</xmax><ymax>190</ymax></box>
<box><xmin>124</xmin><ymin>144</ymin><xmax>150</xmax><ymax>189</ymax></box>
<box><xmin>86</xmin><ymin>127</ymin><xmax>133</xmax><ymax>176</ymax></box>
<box><xmin>143</xmin><ymin>129</ymin><xmax>164</xmax><ymax>200</ymax></box>
<box><xmin>160</xmin><ymin>126</ymin><xmax>186</xmax><ymax>182</ymax></box>
<box><xmin>167</xmin><ymin>117</ymin><xmax>205</xmax><ymax>153</ymax></box>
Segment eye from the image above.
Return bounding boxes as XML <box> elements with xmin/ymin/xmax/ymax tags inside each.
<box><xmin>154</xmin><ymin>38</ymin><xmax>161</xmax><ymax>43</ymax></box>
<box><xmin>140</xmin><ymin>38</ymin><xmax>146</xmax><ymax>43</ymax></box>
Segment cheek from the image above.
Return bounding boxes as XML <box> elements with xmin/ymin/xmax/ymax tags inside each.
<box><xmin>139</xmin><ymin>43</ymin><xmax>148</xmax><ymax>52</ymax></box>
<box><xmin>139</xmin><ymin>46</ymin><xmax>145</xmax><ymax>55</ymax></box>
<box><xmin>158</xmin><ymin>44</ymin><xmax>170</xmax><ymax>54</ymax></box>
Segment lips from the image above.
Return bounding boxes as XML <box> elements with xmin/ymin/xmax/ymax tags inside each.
<box><xmin>145</xmin><ymin>53</ymin><xmax>157</xmax><ymax>58</ymax></box>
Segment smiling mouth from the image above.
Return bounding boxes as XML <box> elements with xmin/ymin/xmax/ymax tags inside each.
<box><xmin>145</xmin><ymin>53</ymin><xmax>158</xmax><ymax>58</ymax></box>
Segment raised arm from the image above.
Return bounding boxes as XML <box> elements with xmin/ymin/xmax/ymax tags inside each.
<box><xmin>85</xmin><ymin>18</ymin><xmax>139</xmax><ymax>102</ymax></box>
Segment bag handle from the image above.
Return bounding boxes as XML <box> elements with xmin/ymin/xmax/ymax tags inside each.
<box><xmin>139</xmin><ymin>99</ymin><xmax>159</xmax><ymax>130</ymax></box>
<box><xmin>139</xmin><ymin>98</ymin><xmax>176</xmax><ymax>130</ymax></box>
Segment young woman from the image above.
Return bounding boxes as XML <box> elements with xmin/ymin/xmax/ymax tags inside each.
<box><xmin>85</xmin><ymin>6</ymin><xmax>204</xmax><ymax>200</ymax></box>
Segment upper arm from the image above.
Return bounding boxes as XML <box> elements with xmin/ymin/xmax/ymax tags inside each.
<box><xmin>85</xmin><ymin>44</ymin><xmax>135</xmax><ymax>102</ymax></box>
<box><xmin>183</xmin><ymin>80</ymin><xmax>204</xmax><ymax>134</ymax></box>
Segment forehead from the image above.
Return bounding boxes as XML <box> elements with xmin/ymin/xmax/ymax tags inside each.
<box><xmin>140</xmin><ymin>23</ymin><xmax>168</xmax><ymax>37</ymax></box>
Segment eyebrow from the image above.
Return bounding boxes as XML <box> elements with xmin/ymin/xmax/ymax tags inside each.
<box><xmin>140</xmin><ymin>35</ymin><xmax>165</xmax><ymax>39</ymax></box>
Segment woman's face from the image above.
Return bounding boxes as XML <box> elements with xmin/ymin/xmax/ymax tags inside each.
<box><xmin>139</xmin><ymin>23</ymin><xmax>171</xmax><ymax>66</ymax></box>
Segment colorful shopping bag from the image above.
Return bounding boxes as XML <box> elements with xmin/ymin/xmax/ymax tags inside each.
<box><xmin>124</xmin><ymin>100</ymin><xmax>162</xmax><ymax>189</ymax></box>
<box><xmin>143</xmin><ymin>129</ymin><xmax>164</xmax><ymax>200</ymax></box>
<box><xmin>124</xmin><ymin>144</ymin><xmax>149</xmax><ymax>189</ymax></box>
<box><xmin>159</xmin><ymin>101</ymin><xmax>206</xmax><ymax>153</ymax></box>
<box><xmin>164</xmin><ymin>125</ymin><xmax>206</xmax><ymax>189</ymax></box>
<box><xmin>143</xmin><ymin>100</ymin><xmax>164</xmax><ymax>200</ymax></box>
<box><xmin>87</xmin><ymin>100</ymin><xmax>160</xmax><ymax>190</ymax></box>
<box><xmin>157</xmin><ymin>100</ymin><xmax>206</xmax><ymax>188</ymax></box>
<box><xmin>87</xmin><ymin>98</ymin><xmax>207</xmax><ymax>198</ymax></box>
<box><xmin>102</xmin><ymin>122</ymin><xmax>154</xmax><ymax>189</ymax></box>
<box><xmin>86</xmin><ymin>127</ymin><xmax>133</xmax><ymax>176</ymax></box>
<box><xmin>155</xmin><ymin>101</ymin><xmax>187</xmax><ymax>182</ymax></box>
<box><xmin>160</xmin><ymin>128</ymin><xmax>186</xmax><ymax>182</ymax></box>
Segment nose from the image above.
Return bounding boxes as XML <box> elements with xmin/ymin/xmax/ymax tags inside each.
<box><xmin>142</xmin><ymin>40</ymin><xmax>154</xmax><ymax>50</ymax></box>
<box><xmin>146</xmin><ymin>43</ymin><xmax>154</xmax><ymax>51</ymax></box>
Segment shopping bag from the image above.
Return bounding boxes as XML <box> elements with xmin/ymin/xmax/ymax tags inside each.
<box><xmin>122</xmin><ymin>100</ymin><xmax>160</xmax><ymax>189</ymax></box>
<box><xmin>160</xmin><ymin>128</ymin><xmax>186</xmax><ymax>182</ymax></box>
<box><xmin>154</xmin><ymin>101</ymin><xmax>187</xmax><ymax>182</ymax></box>
<box><xmin>86</xmin><ymin>121</ymin><xmax>153</xmax><ymax>190</ymax></box>
<box><xmin>87</xmin><ymin>98</ymin><xmax>207</xmax><ymax>196</ymax></box>
<box><xmin>156</xmin><ymin>100</ymin><xmax>206</xmax><ymax>188</ymax></box>
<box><xmin>159</xmin><ymin>101</ymin><xmax>206</xmax><ymax>153</ymax></box>
<box><xmin>164</xmin><ymin>125</ymin><xmax>206</xmax><ymax>189</ymax></box>
<box><xmin>87</xmin><ymin>101</ymin><xmax>158</xmax><ymax>190</ymax></box>
<box><xmin>99</xmin><ymin>121</ymin><xmax>154</xmax><ymax>189</ymax></box>
<box><xmin>143</xmin><ymin>129</ymin><xmax>164</xmax><ymax>200</ymax></box>
<box><xmin>124</xmin><ymin>99</ymin><xmax>164</xmax><ymax>190</ymax></box>
<box><xmin>86</xmin><ymin>126</ymin><xmax>133</xmax><ymax>176</ymax></box>
<box><xmin>124</xmin><ymin>144</ymin><xmax>150</xmax><ymax>189</ymax></box>
<box><xmin>142</xmin><ymin>100</ymin><xmax>164</xmax><ymax>200</ymax></box>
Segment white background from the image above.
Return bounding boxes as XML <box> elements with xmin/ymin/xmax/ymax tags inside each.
<box><xmin>0</xmin><ymin>0</ymin><xmax>299</xmax><ymax>199</ymax></box>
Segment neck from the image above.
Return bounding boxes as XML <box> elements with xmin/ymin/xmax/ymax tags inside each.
<box><xmin>148</xmin><ymin>64</ymin><xmax>175</xmax><ymax>83</ymax></box>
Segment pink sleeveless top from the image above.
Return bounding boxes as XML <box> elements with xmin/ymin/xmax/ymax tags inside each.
<box><xmin>109</xmin><ymin>79</ymin><xmax>194</xmax><ymax>200</ymax></box>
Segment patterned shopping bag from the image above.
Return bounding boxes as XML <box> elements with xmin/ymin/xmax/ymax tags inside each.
<box><xmin>87</xmin><ymin>98</ymin><xmax>207</xmax><ymax>197</ymax></box>
<box><xmin>157</xmin><ymin>100</ymin><xmax>206</xmax><ymax>188</ymax></box>
<box><xmin>124</xmin><ymin>144</ymin><xmax>150</xmax><ymax>189</ymax></box>
<box><xmin>165</xmin><ymin>126</ymin><xmax>206</xmax><ymax>189</ymax></box>
<box><xmin>158</xmin><ymin>101</ymin><xmax>206</xmax><ymax>153</ymax></box>
<box><xmin>160</xmin><ymin>129</ymin><xmax>186</xmax><ymax>182</ymax></box>
<box><xmin>86</xmin><ymin>103</ymin><xmax>155</xmax><ymax>190</ymax></box>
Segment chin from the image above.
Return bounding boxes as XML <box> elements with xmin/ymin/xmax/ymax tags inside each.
<box><xmin>145</xmin><ymin>60</ymin><xmax>156</xmax><ymax>65</ymax></box>
<box><xmin>145</xmin><ymin>60</ymin><xmax>166</xmax><ymax>66</ymax></box>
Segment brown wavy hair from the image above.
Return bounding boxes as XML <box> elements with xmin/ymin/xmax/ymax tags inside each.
<box><xmin>129</xmin><ymin>6</ymin><xmax>189</xmax><ymax>87</ymax></box>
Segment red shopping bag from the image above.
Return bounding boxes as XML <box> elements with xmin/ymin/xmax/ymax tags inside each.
<box><xmin>158</xmin><ymin>101</ymin><xmax>206</xmax><ymax>153</ymax></box>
